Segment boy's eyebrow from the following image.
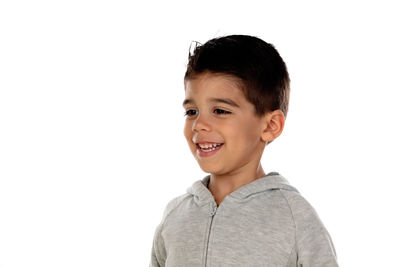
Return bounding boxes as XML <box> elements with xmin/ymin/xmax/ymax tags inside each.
<box><xmin>182</xmin><ymin>98</ymin><xmax>240</xmax><ymax>108</ymax></box>
<box><xmin>209</xmin><ymin>98</ymin><xmax>240</xmax><ymax>108</ymax></box>
<box><xmin>182</xmin><ymin>99</ymin><xmax>192</xmax><ymax>107</ymax></box>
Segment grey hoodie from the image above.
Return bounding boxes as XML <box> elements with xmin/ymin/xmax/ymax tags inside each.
<box><xmin>149</xmin><ymin>172</ymin><xmax>338</xmax><ymax>266</ymax></box>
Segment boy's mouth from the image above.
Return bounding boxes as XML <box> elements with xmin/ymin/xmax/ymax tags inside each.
<box><xmin>196</xmin><ymin>142</ymin><xmax>224</xmax><ymax>156</ymax></box>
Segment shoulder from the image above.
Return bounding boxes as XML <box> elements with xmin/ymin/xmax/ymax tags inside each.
<box><xmin>159</xmin><ymin>193</ymin><xmax>191</xmax><ymax>226</ymax></box>
<box><xmin>152</xmin><ymin>192</ymin><xmax>191</xmax><ymax>242</ymax></box>
<box><xmin>151</xmin><ymin>194</ymin><xmax>190</xmax><ymax>266</ymax></box>
<box><xmin>277</xmin><ymin>189</ymin><xmax>323</xmax><ymax>229</ymax></box>
<box><xmin>278</xmin><ymin>189</ymin><xmax>338</xmax><ymax>265</ymax></box>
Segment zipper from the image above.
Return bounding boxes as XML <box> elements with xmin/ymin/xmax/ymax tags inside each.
<box><xmin>204</xmin><ymin>203</ymin><xmax>218</xmax><ymax>267</ymax></box>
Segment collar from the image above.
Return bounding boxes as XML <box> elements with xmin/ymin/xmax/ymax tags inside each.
<box><xmin>186</xmin><ymin>172</ymin><xmax>299</xmax><ymax>206</ymax></box>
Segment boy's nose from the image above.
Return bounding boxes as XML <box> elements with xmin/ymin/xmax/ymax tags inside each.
<box><xmin>192</xmin><ymin>115</ymin><xmax>211</xmax><ymax>132</ymax></box>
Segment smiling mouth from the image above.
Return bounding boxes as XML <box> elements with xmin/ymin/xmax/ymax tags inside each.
<box><xmin>196</xmin><ymin>143</ymin><xmax>224</xmax><ymax>152</ymax></box>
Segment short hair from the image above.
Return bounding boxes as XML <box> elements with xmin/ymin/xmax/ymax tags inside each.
<box><xmin>184</xmin><ymin>35</ymin><xmax>290</xmax><ymax>118</ymax></box>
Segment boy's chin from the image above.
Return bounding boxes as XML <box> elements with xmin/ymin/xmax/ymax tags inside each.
<box><xmin>197</xmin><ymin>163</ymin><xmax>217</xmax><ymax>174</ymax></box>
<box><xmin>197</xmin><ymin>163</ymin><xmax>226</xmax><ymax>176</ymax></box>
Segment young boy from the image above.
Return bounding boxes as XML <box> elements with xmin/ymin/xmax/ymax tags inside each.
<box><xmin>149</xmin><ymin>35</ymin><xmax>338</xmax><ymax>267</ymax></box>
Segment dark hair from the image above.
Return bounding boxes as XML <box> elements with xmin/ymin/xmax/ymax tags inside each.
<box><xmin>184</xmin><ymin>35</ymin><xmax>290</xmax><ymax>118</ymax></box>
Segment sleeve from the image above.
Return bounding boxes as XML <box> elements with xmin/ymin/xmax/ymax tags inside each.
<box><xmin>149</xmin><ymin>223</ymin><xmax>166</xmax><ymax>267</ymax></box>
<box><xmin>284</xmin><ymin>191</ymin><xmax>339</xmax><ymax>267</ymax></box>
<box><xmin>149</xmin><ymin>194</ymin><xmax>186</xmax><ymax>267</ymax></box>
<box><xmin>296</xmin><ymin>219</ymin><xmax>338</xmax><ymax>266</ymax></box>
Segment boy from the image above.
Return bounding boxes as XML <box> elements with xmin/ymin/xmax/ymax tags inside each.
<box><xmin>149</xmin><ymin>35</ymin><xmax>338</xmax><ymax>266</ymax></box>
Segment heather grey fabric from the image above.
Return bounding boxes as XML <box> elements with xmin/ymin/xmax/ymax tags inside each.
<box><xmin>149</xmin><ymin>172</ymin><xmax>338</xmax><ymax>266</ymax></box>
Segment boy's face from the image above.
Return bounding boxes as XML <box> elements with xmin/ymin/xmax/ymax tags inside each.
<box><xmin>183</xmin><ymin>72</ymin><xmax>267</xmax><ymax>176</ymax></box>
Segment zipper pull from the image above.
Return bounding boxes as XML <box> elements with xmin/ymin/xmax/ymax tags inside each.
<box><xmin>209</xmin><ymin>205</ymin><xmax>217</xmax><ymax>216</ymax></box>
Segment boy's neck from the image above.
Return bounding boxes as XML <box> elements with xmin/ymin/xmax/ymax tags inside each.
<box><xmin>208</xmin><ymin>164</ymin><xmax>266</xmax><ymax>206</ymax></box>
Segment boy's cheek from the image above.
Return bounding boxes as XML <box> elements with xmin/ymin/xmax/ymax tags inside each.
<box><xmin>183</xmin><ymin>124</ymin><xmax>192</xmax><ymax>140</ymax></box>
<box><xmin>183</xmin><ymin>130</ymin><xmax>196</xmax><ymax>153</ymax></box>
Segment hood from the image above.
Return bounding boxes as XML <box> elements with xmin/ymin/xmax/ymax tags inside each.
<box><xmin>186</xmin><ymin>172</ymin><xmax>299</xmax><ymax>206</ymax></box>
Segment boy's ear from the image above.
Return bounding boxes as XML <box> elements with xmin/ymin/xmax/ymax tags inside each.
<box><xmin>260</xmin><ymin>110</ymin><xmax>285</xmax><ymax>143</ymax></box>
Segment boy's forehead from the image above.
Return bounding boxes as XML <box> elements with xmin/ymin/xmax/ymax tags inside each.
<box><xmin>184</xmin><ymin>72</ymin><xmax>245</xmax><ymax>99</ymax></box>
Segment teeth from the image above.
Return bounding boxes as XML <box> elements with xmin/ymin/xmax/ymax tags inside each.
<box><xmin>198</xmin><ymin>143</ymin><xmax>222</xmax><ymax>151</ymax></box>
<box><xmin>202</xmin><ymin>146</ymin><xmax>216</xmax><ymax>152</ymax></box>
<box><xmin>199</xmin><ymin>144</ymin><xmax>217</xmax><ymax>148</ymax></box>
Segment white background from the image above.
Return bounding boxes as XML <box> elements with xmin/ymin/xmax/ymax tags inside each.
<box><xmin>1</xmin><ymin>0</ymin><xmax>399</xmax><ymax>266</ymax></box>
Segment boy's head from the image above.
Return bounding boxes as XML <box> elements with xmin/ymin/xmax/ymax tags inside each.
<box><xmin>183</xmin><ymin>35</ymin><xmax>290</xmax><ymax>176</ymax></box>
<box><xmin>184</xmin><ymin>35</ymin><xmax>290</xmax><ymax>118</ymax></box>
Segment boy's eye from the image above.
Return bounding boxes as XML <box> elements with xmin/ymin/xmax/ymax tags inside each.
<box><xmin>214</xmin><ymin>109</ymin><xmax>231</xmax><ymax>115</ymax></box>
<box><xmin>184</xmin><ymin>109</ymin><xmax>197</xmax><ymax>117</ymax></box>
